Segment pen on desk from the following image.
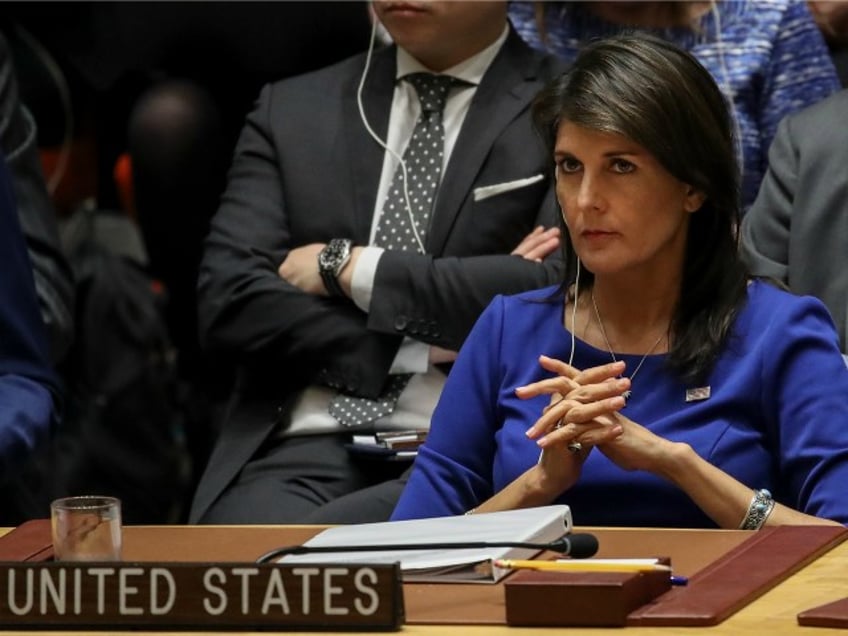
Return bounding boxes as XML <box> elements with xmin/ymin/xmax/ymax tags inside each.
<box><xmin>493</xmin><ymin>559</ymin><xmax>673</xmax><ymax>573</ymax></box>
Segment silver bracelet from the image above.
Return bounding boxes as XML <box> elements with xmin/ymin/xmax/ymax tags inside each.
<box><xmin>738</xmin><ymin>488</ymin><xmax>775</xmax><ymax>530</ymax></box>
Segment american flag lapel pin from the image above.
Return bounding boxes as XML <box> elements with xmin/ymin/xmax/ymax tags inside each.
<box><xmin>685</xmin><ymin>386</ymin><xmax>711</xmax><ymax>402</ymax></box>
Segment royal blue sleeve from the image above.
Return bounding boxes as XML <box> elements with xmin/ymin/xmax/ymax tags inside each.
<box><xmin>0</xmin><ymin>152</ymin><xmax>56</xmax><ymax>477</ymax></box>
<box><xmin>392</xmin><ymin>296</ymin><xmax>509</xmax><ymax>520</ymax></box>
<box><xmin>759</xmin><ymin>294</ymin><xmax>848</xmax><ymax>524</ymax></box>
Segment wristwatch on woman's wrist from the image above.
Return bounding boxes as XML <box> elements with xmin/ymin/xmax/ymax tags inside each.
<box><xmin>318</xmin><ymin>238</ymin><xmax>354</xmax><ymax>297</ymax></box>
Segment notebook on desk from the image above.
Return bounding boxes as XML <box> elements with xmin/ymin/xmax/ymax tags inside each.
<box><xmin>277</xmin><ymin>505</ymin><xmax>572</xmax><ymax>584</ymax></box>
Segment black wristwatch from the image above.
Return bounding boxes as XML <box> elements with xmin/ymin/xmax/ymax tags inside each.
<box><xmin>318</xmin><ymin>238</ymin><xmax>354</xmax><ymax>297</ymax></box>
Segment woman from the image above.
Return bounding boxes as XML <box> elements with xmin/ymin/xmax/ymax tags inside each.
<box><xmin>508</xmin><ymin>1</ymin><xmax>841</xmax><ymax>209</ymax></box>
<box><xmin>391</xmin><ymin>35</ymin><xmax>848</xmax><ymax>528</ymax></box>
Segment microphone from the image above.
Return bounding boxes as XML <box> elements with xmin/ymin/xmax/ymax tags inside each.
<box><xmin>256</xmin><ymin>532</ymin><xmax>598</xmax><ymax>564</ymax></box>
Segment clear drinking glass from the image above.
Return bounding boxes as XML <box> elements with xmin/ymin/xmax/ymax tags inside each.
<box><xmin>50</xmin><ymin>495</ymin><xmax>122</xmax><ymax>561</ymax></box>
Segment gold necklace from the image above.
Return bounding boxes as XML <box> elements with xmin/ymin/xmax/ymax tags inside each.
<box><xmin>591</xmin><ymin>291</ymin><xmax>666</xmax><ymax>402</ymax></box>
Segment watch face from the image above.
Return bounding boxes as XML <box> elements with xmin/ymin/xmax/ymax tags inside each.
<box><xmin>319</xmin><ymin>247</ymin><xmax>337</xmax><ymax>269</ymax></box>
<box><xmin>320</xmin><ymin>239</ymin><xmax>350</xmax><ymax>272</ymax></box>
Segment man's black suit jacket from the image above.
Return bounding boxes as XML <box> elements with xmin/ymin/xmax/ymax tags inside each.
<box><xmin>190</xmin><ymin>30</ymin><xmax>566</xmax><ymax>522</ymax></box>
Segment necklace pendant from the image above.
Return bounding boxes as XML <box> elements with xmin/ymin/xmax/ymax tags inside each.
<box><xmin>590</xmin><ymin>291</ymin><xmax>666</xmax><ymax>407</ymax></box>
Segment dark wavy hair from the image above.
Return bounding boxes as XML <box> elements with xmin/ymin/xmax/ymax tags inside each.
<box><xmin>532</xmin><ymin>33</ymin><xmax>749</xmax><ymax>383</ymax></box>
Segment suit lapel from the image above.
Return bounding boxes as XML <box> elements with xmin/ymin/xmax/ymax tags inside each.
<box><xmin>342</xmin><ymin>48</ymin><xmax>396</xmax><ymax>243</ymax></box>
<box><xmin>427</xmin><ymin>31</ymin><xmax>545</xmax><ymax>254</ymax></box>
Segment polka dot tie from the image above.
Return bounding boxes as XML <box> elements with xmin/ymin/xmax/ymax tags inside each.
<box><xmin>329</xmin><ymin>73</ymin><xmax>454</xmax><ymax>428</ymax></box>
<box><xmin>373</xmin><ymin>72</ymin><xmax>454</xmax><ymax>252</ymax></box>
<box><xmin>328</xmin><ymin>374</ymin><xmax>413</xmax><ymax>429</ymax></box>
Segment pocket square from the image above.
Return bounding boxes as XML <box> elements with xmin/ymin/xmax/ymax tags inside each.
<box><xmin>473</xmin><ymin>174</ymin><xmax>545</xmax><ymax>202</ymax></box>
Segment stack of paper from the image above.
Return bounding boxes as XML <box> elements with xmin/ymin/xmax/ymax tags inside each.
<box><xmin>278</xmin><ymin>505</ymin><xmax>572</xmax><ymax>583</ymax></box>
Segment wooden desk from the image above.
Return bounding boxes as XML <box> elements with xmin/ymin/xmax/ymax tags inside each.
<box><xmin>1</xmin><ymin>525</ymin><xmax>846</xmax><ymax>635</ymax></box>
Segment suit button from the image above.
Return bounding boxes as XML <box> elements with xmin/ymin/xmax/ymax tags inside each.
<box><xmin>394</xmin><ymin>315</ymin><xmax>408</xmax><ymax>332</ymax></box>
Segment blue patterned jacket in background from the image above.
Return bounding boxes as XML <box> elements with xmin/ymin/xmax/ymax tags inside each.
<box><xmin>508</xmin><ymin>0</ymin><xmax>841</xmax><ymax>210</ymax></box>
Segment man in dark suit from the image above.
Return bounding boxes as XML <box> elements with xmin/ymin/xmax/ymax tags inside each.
<box><xmin>741</xmin><ymin>89</ymin><xmax>848</xmax><ymax>352</ymax></box>
<box><xmin>189</xmin><ymin>1</ymin><xmax>565</xmax><ymax>523</ymax></box>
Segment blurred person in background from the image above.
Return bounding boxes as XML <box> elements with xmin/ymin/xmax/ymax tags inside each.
<box><xmin>508</xmin><ymin>0</ymin><xmax>841</xmax><ymax>210</ymax></box>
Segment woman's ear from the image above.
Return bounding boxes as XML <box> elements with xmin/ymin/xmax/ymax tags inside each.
<box><xmin>683</xmin><ymin>186</ymin><xmax>706</xmax><ymax>213</ymax></box>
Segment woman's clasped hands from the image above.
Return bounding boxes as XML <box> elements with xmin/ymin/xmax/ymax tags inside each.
<box><xmin>517</xmin><ymin>355</ymin><xmax>627</xmax><ymax>447</ymax></box>
<box><xmin>509</xmin><ymin>355</ymin><xmax>625</xmax><ymax>497</ymax></box>
<box><xmin>516</xmin><ymin>354</ymin><xmax>685</xmax><ymax>494</ymax></box>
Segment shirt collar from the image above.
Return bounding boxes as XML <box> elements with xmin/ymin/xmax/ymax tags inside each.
<box><xmin>394</xmin><ymin>25</ymin><xmax>509</xmax><ymax>86</ymax></box>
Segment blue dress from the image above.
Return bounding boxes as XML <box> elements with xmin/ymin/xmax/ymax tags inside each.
<box><xmin>392</xmin><ymin>281</ymin><xmax>848</xmax><ymax>527</ymax></box>
<box><xmin>507</xmin><ymin>0</ymin><xmax>841</xmax><ymax>210</ymax></box>
<box><xmin>0</xmin><ymin>152</ymin><xmax>57</xmax><ymax>476</ymax></box>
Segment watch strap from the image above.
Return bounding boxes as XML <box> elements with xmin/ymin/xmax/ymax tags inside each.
<box><xmin>319</xmin><ymin>238</ymin><xmax>353</xmax><ymax>297</ymax></box>
<box><xmin>321</xmin><ymin>266</ymin><xmax>346</xmax><ymax>297</ymax></box>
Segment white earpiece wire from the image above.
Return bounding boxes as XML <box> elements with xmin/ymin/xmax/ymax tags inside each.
<box><xmin>568</xmin><ymin>258</ymin><xmax>580</xmax><ymax>366</ymax></box>
<box><xmin>356</xmin><ymin>18</ymin><xmax>427</xmax><ymax>253</ymax></box>
<box><xmin>536</xmin><ymin>255</ymin><xmax>580</xmax><ymax>465</ymax></box>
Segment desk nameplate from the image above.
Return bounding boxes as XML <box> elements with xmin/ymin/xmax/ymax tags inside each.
<box><xmin>0</xmin><ymin>562</ymin><xmax>403</xmax><ymax>631</ymax></box>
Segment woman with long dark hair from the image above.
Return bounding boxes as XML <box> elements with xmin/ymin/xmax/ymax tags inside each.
<box><xmin>392</xmin><ymin>35</ymin><xmax>848</xmax><ymax>528</ymax></box>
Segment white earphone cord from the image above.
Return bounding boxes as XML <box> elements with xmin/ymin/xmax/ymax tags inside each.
<box><xmin>356</xmin><ymin>18</ymin><xmax>427</xmax><ymax>253</ymax></box>
<box><xmin>568</xmin><ymin>258</ymin><xmax>580</xmax><ymax>365</ymax></box>
<box><xmin>537</xmin><ymin>253</ymin><xmax>580</xmax><ymax>466</ymax></box>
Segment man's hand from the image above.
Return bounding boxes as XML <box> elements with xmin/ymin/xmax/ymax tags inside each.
<box><xmin>280</xmin><ymin>243</ymin><xmax>362</xmax><ymax>297</ymax></box>
<box><xmin>278</xmin><ymin>243</ymin><xmax>327</xmax><ymax>295</ymax></box>
<box><xmin>511</xmin><ymin>226</ymin><xmax>561</xmax><ymax>262</ymax></box>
